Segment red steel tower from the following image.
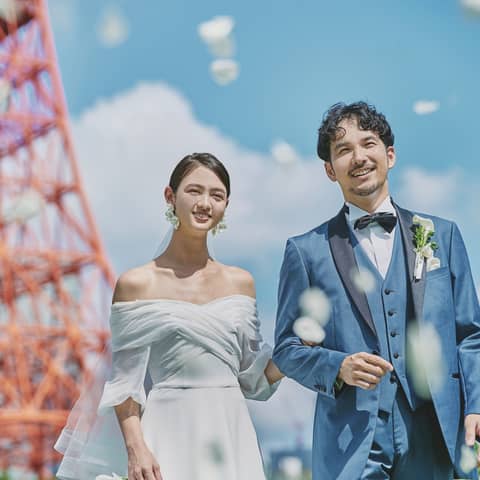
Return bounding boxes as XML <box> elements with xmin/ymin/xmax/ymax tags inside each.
<box><xmin>0</xmin><ymin>0</ymin><xmax>115</xmax><ymax>477</ymax></box>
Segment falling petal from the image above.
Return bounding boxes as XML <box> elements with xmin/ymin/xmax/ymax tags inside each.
<box><xmin>413</xmin><ymin>100</ymin><xmax>440</xmax><ymax>115</ymax></box>
<box><xmin>2</xmin><ymin>189</ymin><xmax>46</xmax><ymax>224</ymax></box>
<box><xmin>0</xmin><ymin>78</ymin><xmax>12</xmax><ymax>113</ymax></box>
<box><xmin>198</xmin><ymin>16</ymin><xmax>236</xmax><ymax>57</ymax></box>
<box><xmin>293</xmin><ymin>316</ymin><xmax>325</xmax><ymax>343</ymax></box>
<box><xmin>406</xmin><ymin>322</ymin><xmax>445</xmax><ymax>398</ymax></box>
<box><xmin>198</xmin><ymin>16</ymin><xmax>234</xmax><ymax>44</ymax></box>
<box><xmin>210</xmin><ymin>59</ymin><xmax>239</xmax><ymax>85</ymax></box>
<box><xmin>351</xmin><ymin>267</ymin><xmax>376</xmax><ymax>294</ymax></box>
<box><xmin>459</xmin><ymin>444</ymin><xmax>477</xmax><ymax>473</ymax></box>
<box><xmin>208</xmin><ymin>36</ymin><xmax>235</xmax><ymax>58</ymax></box>
<box><xmin>0</xmin><ymin>0</ymin><xmax>18</xmax><ymax>23</ymax></box>
<box><xmin>299</xmin><ymin>287</ymin><xmax>331</xmax><ymax>325</ymax></box>
<box><xmin>461</xmin><ymin>0</ymin><xmax>480</xmax><ymax>15</ymax></box>
<box><xmin>271</xmin><ymin>140</ymin><xmax>300</xmax><ymax>166</ymax></box>
<box><xmin>279</xmin><ymin>456</ymin><xmax>303</xmax><ymax>479</ymax></box>
<box><xmin>97</xmin><ymin>6</ymin><xmax>129</xmax><ymax>48</ymax></box>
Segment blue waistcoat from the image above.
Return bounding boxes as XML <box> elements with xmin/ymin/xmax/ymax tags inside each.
<box><xmin>351</xmin><ymin>226</ymin><xmax>423</xmax><ymax>412</ymax></box>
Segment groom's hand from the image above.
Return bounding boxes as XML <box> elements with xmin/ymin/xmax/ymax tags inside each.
<box><xmin>339</xmin><ymin>352</ymin><xmax>393</xmax><ymax>390</ymax></box>
<box><xmin>465</xmin><ymin>414</ymin><xmax>480</xmax><ymax>466</ymax></box>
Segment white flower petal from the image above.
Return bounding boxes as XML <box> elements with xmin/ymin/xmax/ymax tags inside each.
<box><xmin>413</xmin><ymin>100</ymin><xmax>440</xmax><ymax>115</ymax></box>
<box><xmin>0</xmin><ymin>78</ymin><xmax>12</xmax><ymax>114</ymax></box>
<box><xmin>210</xmin><ymin>59</ymin><xmax>239</xmax><ymax>86</ymax></box>
<box><xmin>421</xmin><ymin>244</ymin><xmax>434</xmax><ymax>259</ymax></box>
<box><xmin>97</xmin><ymin>6</ymin><xmax>129</xmax><ymax>48</ymax></box>
<box><xmin>2</xmin><ymin>188</ymin><xmax>46</xmax><ymax>224</ymax></box>
<box><xmin>198</xmin><ymin>16</ymin><xmax>234</xmax><ymax>43</ymax></box>
<box><xmin>351</xmin><ymin>267</ymin><xmax>377</xmax><ymax>294</ymax></box>
<box><xmin>293</xmin><ymin>316</ymin><xmax>325</xmax><ymax>343</ymax></box>
<box><xmin>407</xmin><ymin>323</ymin><xmax>445</xmax><ymax>398</ymax></box>
<box><xmin>299</xmin><ymin>287</ymin><xmax>331</xmax><ymax>325</ymax></box>
<box><xmin>279</xmin><ymin>456</ymin><xmax>303</xmax><ymax>478</ymax></box>
<box><xmin>207</xmin><ymin>36</ymin><xmax>235</xmax><ymax>58</ymax></box>
<box><xmin>0</xmin><ymin>0</ymin><xmax>22</xmax><ymax>23</ymax></box>
<box><xmin>271</xmin><ymin>140</ymin><xmax>300</xmax><ymax>166</ymax></box>
<box><xmin>459</xmin><ymin>444</ymin><xmax>478</xmax><ymax>473</ymax></box>
<box><xmin>412</xmin><ymin>214</ymin><xmax>435</xmax><ymax>233</ymax></box>
<box><xmin>461</xmin><ymin>0</ymin><xmax>480</xmax><ymax>15</ymax></box>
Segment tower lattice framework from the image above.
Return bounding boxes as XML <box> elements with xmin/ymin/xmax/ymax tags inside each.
<box><xmin>0</xmin><ymin>0</ymin><xmax>115</xmax><ymax>476</ymax></box>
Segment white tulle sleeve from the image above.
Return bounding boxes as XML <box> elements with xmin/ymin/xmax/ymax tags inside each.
<box><xmin>237</xmin><ymin>307</ymin><xmax>280</xmax><ymax>400</ymax></box>
<box><xmin>97</xmin><ymin>345</ymin><xmax>151</xmax><ymax>415</ymax></box>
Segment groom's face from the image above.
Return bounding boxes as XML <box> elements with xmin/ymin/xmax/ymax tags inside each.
<box><xmin>324</xmin><ymin>117</ymin><xmax>396</xmax><ymax>204</ymax></box>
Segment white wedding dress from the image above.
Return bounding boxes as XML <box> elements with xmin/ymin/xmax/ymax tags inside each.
<box><xmin>55</xmin><ymin>294</ymin><xmax>279</xmax><ymax>480</ymax></box>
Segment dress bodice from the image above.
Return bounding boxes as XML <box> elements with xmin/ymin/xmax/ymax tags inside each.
<box><xmin>98</xmin><ymin>294</ymin><xmax>277</xmax><ymax>414</ymax></box>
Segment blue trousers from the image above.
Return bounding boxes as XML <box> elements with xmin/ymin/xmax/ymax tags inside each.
<box><xmin>362</xmin><ymin>390</ymin><xmax>455</xmax><ymax>480</ymax></box>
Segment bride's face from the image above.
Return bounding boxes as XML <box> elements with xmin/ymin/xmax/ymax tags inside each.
<box><xmin>168</xmin><ymin>166</ymin><xmax>228</xmax><ymax>235</ymax></box>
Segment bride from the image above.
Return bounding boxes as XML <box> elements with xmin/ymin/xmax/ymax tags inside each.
<box><xmin>55</xmin><ymin>152</ymin><xmax>283</xmax><ymax>480</ymax></box>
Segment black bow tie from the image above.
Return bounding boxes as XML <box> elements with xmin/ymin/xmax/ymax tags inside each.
<box><xmin>354</xmin><ymin>212</ymin><xmax>397</xmax><ymax>233</ymax></box>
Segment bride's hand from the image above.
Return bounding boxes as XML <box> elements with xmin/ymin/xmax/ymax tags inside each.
<box><xmin>127</xmin><ymin>443</ymin><xmax>163</xmax><ymax>480</ymax></box>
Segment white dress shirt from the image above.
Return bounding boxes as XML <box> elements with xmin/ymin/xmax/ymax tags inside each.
<box><xmin>346</xmin><ymin>196</ymin><xmax>397</xmax><ymax>279</ymax></box>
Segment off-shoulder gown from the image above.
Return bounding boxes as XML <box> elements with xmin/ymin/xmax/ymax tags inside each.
<box><xmin>55</xmin><ymin>294</ymin><xmax>279</xmax><ymax>480</ymax></box>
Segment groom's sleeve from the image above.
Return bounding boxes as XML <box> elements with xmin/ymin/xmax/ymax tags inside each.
<box><xmin>449</xmin><ymin>223</ymin><xmax>480</xmax><ymax>415</ymax></box>
<box><xmin>273</xmin><ymin>238</ymin><xmax>348</xmax><ymax>399</ymax></box>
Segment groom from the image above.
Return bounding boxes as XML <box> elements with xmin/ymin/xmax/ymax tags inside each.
<box><xmin>273</xmin><ymin>102</ymin><xmax>480</xmax><ymax>479</ymax></box>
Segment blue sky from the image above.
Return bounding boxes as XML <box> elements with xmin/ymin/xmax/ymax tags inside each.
<box><xmin>47</xmin><ymin>0</ymin><xmax>480</xmax><ymax>454</ymax></box>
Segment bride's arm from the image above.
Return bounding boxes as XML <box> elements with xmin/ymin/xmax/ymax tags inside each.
<box><xmin>115</xmin><ymin>399</ymin><xmax>162</xmax><ymax>480</ymax></box>
<box><xmin>112</xmin><ymin>271</ymin><xmax>162</xmax><ymax>480</ymax></box>
<box><xmin>264</xmin><ymin>359</ymin><xmax>284</xmax><ymax>384</ymax></box>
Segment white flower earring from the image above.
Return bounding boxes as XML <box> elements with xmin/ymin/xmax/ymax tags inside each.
<box><xmin>211</xmin><ymin>214</ymin><xmax>227</xmax><ymax>236</ymax></box>
<box><xmin>165</xmin><ymin>204</ymin><xmax>180</xmax><ymax>230</ymax></box>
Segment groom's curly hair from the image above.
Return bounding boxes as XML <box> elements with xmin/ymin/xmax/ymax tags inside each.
<box><xmin>317</xmin><ymin>101</ymin><xmax>395</xmax><ymax>162</ymax></box>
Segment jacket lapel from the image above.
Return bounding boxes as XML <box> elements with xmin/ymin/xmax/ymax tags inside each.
<box><xmin>328</xmin><ymin>207</ymin><xmax>377</xmax><ymax>337</ymax></box>
<box><xmin>394</xmin><ymin>202</ymin><xmax>426</xmax><ymax>321</ymax></box>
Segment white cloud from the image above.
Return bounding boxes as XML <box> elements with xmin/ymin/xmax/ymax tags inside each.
<box><xmin>396</xmin><ymin>167</ymin><xmax>460</xmax><ymax>217</ymax></box>
<box><xmin>71</xmin><ymin>82</ymin><xmax>341</xmax><ymax>272</ymax></box>
<box><xmin>413</xmin><ymin>100</ymin><xmax>440</xmax><ymax>115</ymax></box>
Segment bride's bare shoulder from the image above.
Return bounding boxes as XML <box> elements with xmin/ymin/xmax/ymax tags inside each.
<box><xmin>220</xmin><ymin>264</ymin><xmax>256</xmax><ymax>298</ymax></box>
<box><xmin>112</xmin><ymin>263</ymin><xmax>156</xmax><ymax>303</ymax></box>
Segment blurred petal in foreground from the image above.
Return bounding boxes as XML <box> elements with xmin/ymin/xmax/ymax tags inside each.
<box><xmin>271</xmin><ymin>140</ymin><xmax>300</xmax><ymax>167</ymax></box>
<box><xmin>293</xmin><ymin>316</ymin><xmax>325</xmax><ymax>343</ymax></box>
<box><xmin>413</xmin><ymin>100</ymin><xmax>440</xmax><ymax>115</ymax></box>
<box><xmin>97</xmin><ymin>5</ymin><xmax>129</xmax><ymax>48</ymax></box>
<box><xmin>461</xmin><ymin>0</ymin><xmax>480</xmax><ymax>15</ymax></box>
<box><xmin>198</xmin><ymin>15</ymin><xmax>235</xmax><ymax>57</ymax></box>
<box><xmin>210</xmin><ymin>59</ymin><xmax>239</xmax><ymax>86</ymax></box>
<box><xmin>351</xmin><ymin>267</ymin><xmax>376</xmax><ymax>294</ymax></box>
<box><xmin>299</xmin><ymin>287</ymin><xmax>331</xmax><ymax>326</ymax></box>
<box><xmin>406</xmin><ymin>322</ymin><xmax>445</xmax><ymax>399</ymax></box>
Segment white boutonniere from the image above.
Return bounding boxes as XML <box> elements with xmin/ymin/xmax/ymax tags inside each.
<box><xmin>412</xmin><ymin>214</ymin><xmax>440</xmax><ymax>280</ymax></box>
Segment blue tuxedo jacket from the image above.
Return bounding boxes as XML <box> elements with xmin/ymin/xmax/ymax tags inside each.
<box><xmin>273</xmin><ymin>203</ymin><xmax>480</xmax><ymax>479</ymax></box>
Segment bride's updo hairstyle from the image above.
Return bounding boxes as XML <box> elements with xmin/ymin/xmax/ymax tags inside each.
<box><xmin>169</xmin><ymin>153</ymin><xmax>231</xmax><ymax>198</ymax></box>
